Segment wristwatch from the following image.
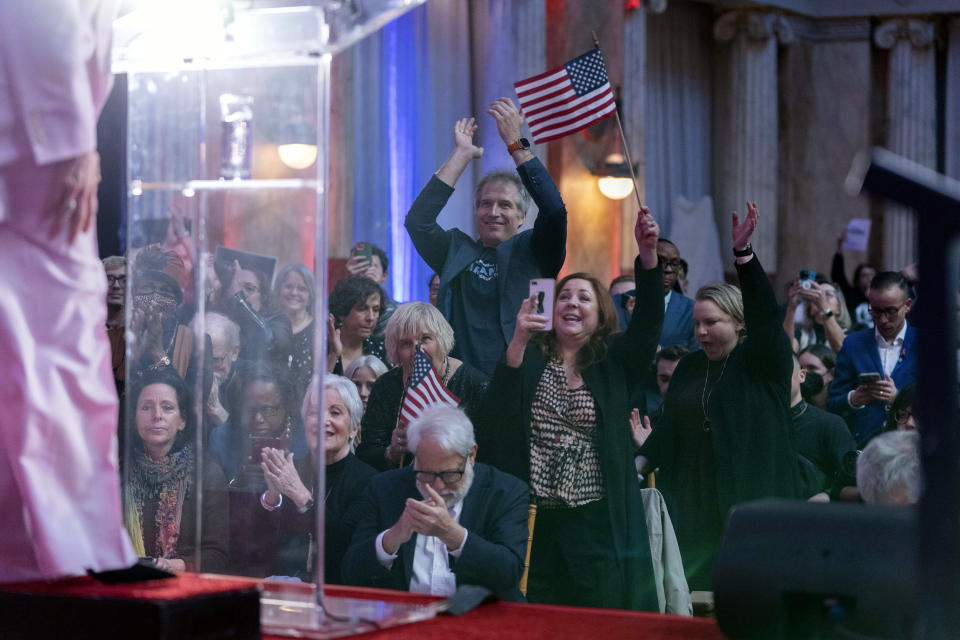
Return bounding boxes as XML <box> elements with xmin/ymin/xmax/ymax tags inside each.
<box><xmin>732</xmin><ymin>243</ymin><xmax>753</xmax><ymax>257</ymax></box>
<box><xmin>822</xmin><ymin>309</ymin><xmax>835</xmax><ymax>319</ymax></box>
<box><xmin>507</xmin><ymin>138</ymin><xmax>531</xmax><ymax>154</ymax></box>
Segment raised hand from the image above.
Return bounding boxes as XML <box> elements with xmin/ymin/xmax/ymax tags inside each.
<box><xmin>453</xmin><ymin>117</ymin><xmax>483</xmax><ymax>159</ymax></box>
<box><xmin>629</xmin><ymin>408</ymin><xmax>653</xmax><ymax>449</ymax></box>
<box><xmin>634</xmin><ymin>206</ymin><xmax>659</xmax><ymax>269</ymax></box>
<box><xmin>731</xmin><ymin>201</ymin><xmax>759</xmax><ymax>252</ymax></box>
<box><xmin>487</xmin><ymin>98</ymin><xmax>525</xmax><ymax>146</ymax></box>
<box><xmin>325</xmin><ymin>313</ymin><xmax>342</xmax><ymax>372</ymax></box>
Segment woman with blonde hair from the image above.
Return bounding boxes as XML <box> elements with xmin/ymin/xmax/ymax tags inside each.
<box><xmin>357</xmin><ymin>302</ymin><xmax>487</xmax><ymax>471</ymax></box>
<box><xmin>640</xmin><ymin>202</ymin><xmax>802</xmax><ymax>590</ymax></box>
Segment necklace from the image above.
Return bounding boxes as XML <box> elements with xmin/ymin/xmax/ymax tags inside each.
<box><xmin>441</xmin><ymin>357</ymin><xmax>451</xmax><ymax>385</ymax></box>
<box><xmin>701</xmin><ymin>354</ymin><xmax>730</xmax><ymax>432</ymax></box>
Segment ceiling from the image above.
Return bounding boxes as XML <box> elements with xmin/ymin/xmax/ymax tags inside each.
<box><xmin>696</xmin><ymin>0</ymin><xmax>959</xmax><ymax>18</ymax></box>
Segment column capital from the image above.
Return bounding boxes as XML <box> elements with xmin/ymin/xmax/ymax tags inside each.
<box><xmin>713</xmin><ymin>11</ymin><xmax>794</xmax><ymax>45</ymax></box>
<box><xmin>873</xmin><ymin>18</ymin><xmax>935</xmax><ymax>50</ymax></box>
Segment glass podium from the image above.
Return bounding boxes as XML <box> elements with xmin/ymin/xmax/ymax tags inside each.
<box><xmin>113</xmin><ymin>1</ymin><xmax>431</xmax><ymax>635</ymax></box>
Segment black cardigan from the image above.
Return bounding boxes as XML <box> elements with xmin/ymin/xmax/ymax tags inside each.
<box><xmin>476</xmin><ymin>257</ymin><xmax>663</xmax><ymax>612</ymax></box>
<box><xmin>642</xmin><ymin>255</ymin><xmax>802</xmax><ymax>515</ymax></box>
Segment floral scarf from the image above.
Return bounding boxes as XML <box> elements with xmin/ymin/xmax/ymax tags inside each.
<box><xmin>123</xmin><ymin>444</ymin><xmax>195</xmax><ymax>559</ymax></box>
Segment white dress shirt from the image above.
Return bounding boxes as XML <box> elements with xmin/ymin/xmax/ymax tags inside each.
<box><xmin>374</xmin><ymin>498</ymin><xmax>469</xmax><ymax>596</ymax></box>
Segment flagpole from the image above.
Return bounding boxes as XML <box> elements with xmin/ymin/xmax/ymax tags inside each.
<box><xmin>591</xmin><ymin>32</ymin><xmax>644</xmax><ymax>211</ymax></box>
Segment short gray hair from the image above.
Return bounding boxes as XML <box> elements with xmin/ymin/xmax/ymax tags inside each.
<box><xmin>407</xmin><ymin>405</ymin><xmax>476</xmax><ymax>459</ymax></box>
<box><xmin>385</xmin><ymin>302</ymin><xmax>455</xmax><ymax>365</ymax></box>
<box><xmin>322</xmin><ymin>374</ymin><xmax>363</xmax><ymax>437</ymax></box>
<box><xmin>205</xmin><ymin>311</ymin><xmax>240</xmax><ymax>350</ymax></box>
<box><xmin>344</xmin><ymin>354</ymin><xmax>389</xmax><ymax>380</ymax></box>
<box><xmin>103</xmin><ymin>255</ymin><xmax>127</xmax><ymax>271</ymax></box>
<box><xmin>474</xmin><ymin>170</ymin><xmax>531</xmax><ymax>216</ymax></box>
<box><xmin>857</xmin><ymin>430</ymin><xmax>921</xmax><ymax>506</ymax></box>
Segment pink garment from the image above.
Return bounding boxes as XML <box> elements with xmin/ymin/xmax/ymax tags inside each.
<box><xmin>0</xmin><ymin>0</ymin><xmax>135</xmax><ymax>582</ymax></box>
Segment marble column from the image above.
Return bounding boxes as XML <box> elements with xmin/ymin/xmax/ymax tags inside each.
<box><xmin>713</xmin><ymin>11</ymin><xmax>793</xmax><ymax>274</ymax></box>
<box><xmin>873</xmin><ymin>18</ymin><xmax>936</xmax><ymax>270</ymax></box>
<box><xmin>619</xmin><ymin>0</ymin><xmax>666</xmax><ymax>273</ymax></box>
<box><xmin>946</xmin><ymin>18</ymin><xmax>960</xmax><ymax>182</ymax></box>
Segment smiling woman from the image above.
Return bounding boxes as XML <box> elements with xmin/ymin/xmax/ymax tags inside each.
<box><xmin>273</xmin><ymin>263</ymin><xmax>316</xmax><ymax>399</ymax></box>
<box><xmin>476</xmin><ymin>207</ymin><xmax>664</xmax><ymax>611</ymax></box>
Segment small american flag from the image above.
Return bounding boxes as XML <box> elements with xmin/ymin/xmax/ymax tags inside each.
<box><xmin>514</xmin><ymin>47</ymin><xmax>616</xmax><ymax>144</ymax></box>
<box><xmin>399</xmin><ymin>346</ymin><xmax>460</xmax><ymax>426</ymax></box>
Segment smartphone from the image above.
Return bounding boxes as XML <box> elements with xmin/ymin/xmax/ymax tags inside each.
<box><xmin>354</xmin><ymin>241</ymin><xmax>373</xmax><ymax>265</ymax></box>
<box><xmin>799</xmin><ymin>269</ymin><xmax>817</xmax><ymax>290</ymax></box>
<box><xmin>858</xmin><ymin>372</ymin><xmax>882</xmax><ymax>385</ymax></box>
<box><xmin>529</xmin><ymin>279</ymin><xmax>555</xmax><ymax>331</ymax></box>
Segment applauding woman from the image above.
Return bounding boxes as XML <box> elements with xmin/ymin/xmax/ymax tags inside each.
<box><xmin>640</xmin><ymin>203</ymin><xmax>801</xmax><ymax>590</ymax></box>
<box><xmin>477</xmin><ymin>208</ymin><xmax>663</xmax><ymax>611</ymax></box>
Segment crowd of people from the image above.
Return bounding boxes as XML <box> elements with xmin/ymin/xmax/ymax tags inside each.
<box><xmin>103</xmin><ymin>99</ymin><xmax>927</xmax><ymax>613</ymax></box>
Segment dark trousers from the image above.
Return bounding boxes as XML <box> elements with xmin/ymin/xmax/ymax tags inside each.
<box><xmin>526</xmin><ymin>499</ymin><xmax>625</xmax><ymax>609</ymax></box>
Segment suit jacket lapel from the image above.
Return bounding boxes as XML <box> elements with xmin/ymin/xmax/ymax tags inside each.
<box><xmin>867</xmin><ymin>331</ymin><xmax>884</xmax><ymax>374</ymax></box>
<box><xmin>890</xmin><ymin>325</ymin><xmax>915</xmax><ymax>377</ymax></box>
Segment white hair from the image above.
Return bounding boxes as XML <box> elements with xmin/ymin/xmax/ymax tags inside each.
<box><xmin>205</xmin><ymin>311</ymin><xmax>240</xmax><ymax>350</ymax></box>
<box><xmin>344</xmin><ymin>354</ymin><xmax>389</xmax><ymax>380</ymax></box>
<box><xmin>406</xmin><ymin>404</ymin><xmax>475</xmax><ymax>458</ymax></box>
<box><xmin>857</xmin><ymin>430</ymin><xmax>921</xmax><ymax>506</ymax></box>
<box><xmin>322</xmin><ymin>374</ymin><xmax>363</xmax><ymax>437</ymax></box>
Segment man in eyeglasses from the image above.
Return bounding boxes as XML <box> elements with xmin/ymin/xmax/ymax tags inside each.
<box><xmin>827</xmin><ymin>271</ymin><xmax>918</xmax><ymax>447</ymax></box>
<box><xmin>656</xmin><ymin>239</ymin><xmax>698</xmax><ymax>351</ymax></box>
<box><xmin>343</xmin><ymin>404</ymin><xmax>529</xmax><ymax>600</ymax></box>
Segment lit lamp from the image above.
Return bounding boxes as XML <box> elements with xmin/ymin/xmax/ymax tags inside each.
<box><xmin>276</xmin><ymin>119</ymin><xmax>318</xmax><ymax>170</ymax></box>
<box><xmin>595</xmin><ymin>153</ymin><xmax>636</xmax><ymax>200</ymax></box>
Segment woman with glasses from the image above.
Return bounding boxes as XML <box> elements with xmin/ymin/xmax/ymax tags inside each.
<box><xmin>884</xmin><ymin>383</ymin><xmax>917</xmax><ymax>432</ymax></box>
<box><xmin>124</xmin><ymin>369</ymin><xmax>228</xmax><ymax>572</ymax></box>
<box><xmin>639</xmin><ymin>202</ymin><xmax>802</xmax><ymax>592</ymax></box>
<box><xmin>477</xmin><ymin>209</ymin><xmax>664</xmax><ymax>611</ymax></box>
<box><xmin>258</xmin><ymin>375</ymin><xmax>376</xmax><ymax>582</ymax></box>
<box><xmin>273</xmin><ymin>264</ymin><xmax>316</xmax><ymax>401</ymax></box>
<box><xmin>209</xmin><ymin>362</ymin><xmax>308</xmax><ymax>575</ymax></box>
<box><xmin>220</xmin><ymin>259</ymin><xmax>293</xmax><ymax>369</ymax></box>
<box><xmin>358</xmin><ymin>302</ymin><xmax>488</xmax><ymax>472</ymax></box>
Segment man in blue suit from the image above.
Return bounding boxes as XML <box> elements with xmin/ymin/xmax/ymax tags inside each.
<box><xmin>342</xmin><ymin>405</ymin><xmax>529</xmax><ymax>600</ymax></box>
<box><xmin>657</xmin><ymin>239</ymin><xmax>698</xmax><ymax>350</ymax></box>
<box><xmin>827</xmin><ymin>272</ymin><xmax>917</xmax><ymax>447</ymax></box>
<box><xmin>405</xmin><ymin>99</ymin><xmax>566</xmax><ymax>375</ymax></box>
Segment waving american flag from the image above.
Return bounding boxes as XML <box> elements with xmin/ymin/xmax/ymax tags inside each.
<box><xmin>399</xmin><ymin>346</ymin><xmax>460</xmax><ymax>426</ymax></box>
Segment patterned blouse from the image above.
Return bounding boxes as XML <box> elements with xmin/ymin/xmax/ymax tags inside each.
<box><xmin>529</xmin><ymin>360</ymin><xmax>604</xmax><ymax>509</ymax></box>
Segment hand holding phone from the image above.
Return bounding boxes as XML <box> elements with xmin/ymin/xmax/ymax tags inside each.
<box><xmin>528</xmin><ymin>279</ymin><xmax>554</xmax><ymax>331</ymax></box>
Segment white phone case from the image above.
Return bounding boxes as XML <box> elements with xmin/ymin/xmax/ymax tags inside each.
<box><xmin>529</xmin><ymin>278</ymin><xmax>555</xmax><ymax>331</ymax></box>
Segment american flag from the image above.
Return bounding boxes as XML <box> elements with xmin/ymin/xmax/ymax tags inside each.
<box><xmin>399</xmin><ymin>346</ymin><xmax>460</xmax><ymax>426</ymax></box>
<box><xmin>514</xmin><ymin>48</ymin><xmax>616</xmax><ymax>144</ymax></box>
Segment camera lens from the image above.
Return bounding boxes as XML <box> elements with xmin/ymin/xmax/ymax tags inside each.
<box><xmin>801</xmin><ymin>280</ymin><xmax>813</xmax><ymax>290</ymax></box>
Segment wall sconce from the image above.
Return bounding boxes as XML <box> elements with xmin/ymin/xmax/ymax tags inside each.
<box><xmin>276</xmin><ymin>119</ymin><xmax>318</xmax><ymax>170</ymax></box>
<box><xmin>595</xmin><ymin>153</ymin><xmax>636</xmax><ymax>200</ymax></box>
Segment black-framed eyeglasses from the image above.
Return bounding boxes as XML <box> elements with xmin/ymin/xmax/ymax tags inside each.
<box><xmin>895</xmin><ymin>409</ymin><xmax>914</xmax><ymax>424</ymax></box>
<box><xmin>658</xmin><ymin>258</ymin><xmax>684</xmax><ymax>271</ymax></box>
<box><xmin>868</xmin><ymin>301</ymin><xmax>908</xmax><ymax>319</ymax></box>
<box><xmin>244</xmin><ymin>404</ymin><xmax>283</xmax><ymax>419</ymax></box>
<box><xmin>413</xmin><ymin>467</ymin><xmax>466</xmax><ymax>485</ymax></box>
<box><xmin>107</xmin><ymin>275</ymin><xmax>126</xmax><ymax>285</ymax></box>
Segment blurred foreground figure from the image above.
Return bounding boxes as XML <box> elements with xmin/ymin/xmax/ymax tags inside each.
<box><xmin>0</xmin><ymin>0</ymin><xmax>136</xmax><ymax>581</ymax></box>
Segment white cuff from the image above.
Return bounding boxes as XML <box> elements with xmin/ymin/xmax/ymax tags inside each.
<box><xmin>375</xmin><ymin>530</ymin><xmax>397</xmax><ymax>569</ymax></box>
<box><xmin>448</xmin><ymin>530</ymin><xmax>468</xmax><ymax>558</ymax></box>
<box><xmin>847</xmin><ymin>390</ymin><xmax>866</xmax><ymax>410</ymax></box>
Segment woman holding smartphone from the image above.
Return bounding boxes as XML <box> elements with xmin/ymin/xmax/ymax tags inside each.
<box><xmin>476</xmin><ymin>208</ymin><xmax>663</xmax><ymax>611</ymax></box>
